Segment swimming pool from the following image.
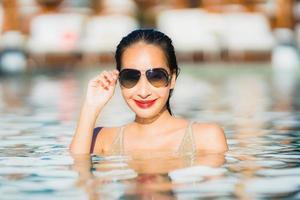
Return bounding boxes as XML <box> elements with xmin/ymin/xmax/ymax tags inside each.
<box><xmin>0</xmin><ymin>63</ymin><xmax>299</xmax><ymax>199</ymax></box>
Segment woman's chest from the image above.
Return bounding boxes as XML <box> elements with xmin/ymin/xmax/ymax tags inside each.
<box><xmin>123</xmin><ymin>129</ymin><xmax>187</xmax><ymax>152</ymax></box>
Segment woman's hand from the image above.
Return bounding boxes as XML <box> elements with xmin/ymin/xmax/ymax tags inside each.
<box><xmin>84</xmin><ymin>69</ymin><xmax>119</xmax><ymax>112</ymax></box>
<box><xmin>70</xmin><ymin>70</ymin><xmax>119</xmax><ymax>154</ymax></box>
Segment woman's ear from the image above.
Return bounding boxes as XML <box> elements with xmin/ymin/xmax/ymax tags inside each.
<box><xmin>170</xmin><ymin>73</ymin><xmax>176</xmax><ymax>89</ymax></box>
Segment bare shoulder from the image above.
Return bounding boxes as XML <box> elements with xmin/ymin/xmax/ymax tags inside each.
<box><xmin>93</xmin><ymin>126</ymin><xmax>120</xmax><ymax>154</ymax></box>
<box><xmin>98</xmin><ymin>126</ymin><xmax>119</xmax><ymax>136</ymax></box>
<box><xmin>192</xmin><ymin>122</ymin><xmax>228</xmax><ymax>153</ymax></box>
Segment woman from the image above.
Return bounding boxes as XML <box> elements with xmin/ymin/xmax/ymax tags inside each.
<box><xmin>70</xmin><ymin>29</ymin><xmax>228</xmax><ymax>155</ymax></box>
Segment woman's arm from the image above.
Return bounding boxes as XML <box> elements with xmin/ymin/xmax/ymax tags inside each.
<box><xmin>69</xmin><ymin>103</ymin><xmax>101</xmax><ymax>154</ymax></box>
<box><xmin>194</xmin><ymin>123</ymin><xmax>228</xmax><ymax>153</ymax></box>
<box><xmin>69</xmin><ymin>70</ymin><xmax>119</xmax><ymax>154</ymax></box>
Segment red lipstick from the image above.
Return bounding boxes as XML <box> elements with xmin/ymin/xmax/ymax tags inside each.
<box><xmin>134</xmin><ymin>99</ymin><xmax>157</xmax><ymax>109</ymax></box>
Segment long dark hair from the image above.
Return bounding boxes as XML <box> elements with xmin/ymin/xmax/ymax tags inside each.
<box><xmin>115</xmin><ymin>29</ymin><xmax>180</xmax><ymax>115</ymax></box>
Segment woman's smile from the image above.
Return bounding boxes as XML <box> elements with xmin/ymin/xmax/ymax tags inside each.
<box><xmin>134</xmin><ymin>99</ymin><xmax>157</xmax><ymax>109</ymax></box>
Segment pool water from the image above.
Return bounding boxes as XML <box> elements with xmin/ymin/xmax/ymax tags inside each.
<box><xmin>0</xmin><ymin>63</ymin><xmax>300</xmax><ymax>199</ymax></box>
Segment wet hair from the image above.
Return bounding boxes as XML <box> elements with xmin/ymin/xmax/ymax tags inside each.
<box><xmin>115</xmin><ymin>29</ymin><xmax>180</xmax><ymax>115</ymax></box>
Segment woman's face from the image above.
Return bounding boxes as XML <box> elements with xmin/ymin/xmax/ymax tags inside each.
<box><xmin>120</xmin><ymin>42</ymin><xmax>176</xmax><ymax>119</ymax></box>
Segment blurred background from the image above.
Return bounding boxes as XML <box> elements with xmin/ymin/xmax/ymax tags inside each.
<box><xmin>0</xmin><ymin>0</ymin><xmax>299</xmax><ymax>71</ymax></box>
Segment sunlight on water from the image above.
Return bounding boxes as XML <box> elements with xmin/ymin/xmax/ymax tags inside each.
<box><xmin>0</xmin><ymin>63</ymin><xmax>300</xmax><ymax>199</ymax></box>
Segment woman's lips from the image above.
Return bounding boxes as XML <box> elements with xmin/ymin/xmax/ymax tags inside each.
<box><xmin>134</xmin><ymin>99</ymin><xmax>157</xmax><ymax>109</ymax></box>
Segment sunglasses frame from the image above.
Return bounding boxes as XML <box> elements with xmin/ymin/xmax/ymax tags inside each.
<box><xmin>119</xmin><ymin>68</ymin><xmax>172</xmax><ymax>88</ymax></box>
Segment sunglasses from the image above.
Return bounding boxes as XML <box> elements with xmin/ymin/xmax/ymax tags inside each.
<box><xmin>119</xmin><ymin>68</ymin><xmax>171</xmax><ymax>89</ymax></box>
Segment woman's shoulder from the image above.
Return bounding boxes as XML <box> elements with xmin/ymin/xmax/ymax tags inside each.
<box><xmin>192</xmin><ymin>122</ymin><xmax>228</xmax><ymax>153</ymax></box>
<box><xmin>95</xmin><ymin>126</ymin><xmax>122</xmax><ymax>139</ymax></box>
<box><xmin>192</xmin><ymin>122</ymin><xmax>224</xmax><ymax>135</ymax></box>
<box><xmin>92</xmin><ymin>125</ymin><xmax>124</xmax><ymax>153</ymax></box>
<box><xmin>98</xmin><ymin>126</ymin><xmax>120</xmax><ymax>133</ymax></box>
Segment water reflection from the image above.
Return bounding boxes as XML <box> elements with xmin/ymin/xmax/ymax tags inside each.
<box><xmin>0</xmin><ymin>76</ymin><xmax>31</xmax><ymax>110</ymax></box>
<box><xmin>272</xmin><ymin>66</ymin><xmax>299</xmax><ymax>112</ymax></box>
<box><xmin>71</xmin><ymin>151</ymin><xmax>226</xmax><ymax>199</ymax></box>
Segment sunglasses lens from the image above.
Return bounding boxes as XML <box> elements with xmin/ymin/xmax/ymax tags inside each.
<box><xmin>146</xmin><ymin>69</ymin><xmax>169</xmax><ymax>87</ymax></box>
<box><xmin>119</xmin><ymin>69</ymin><xmax>140</xmax><ymax>88</ymax></box>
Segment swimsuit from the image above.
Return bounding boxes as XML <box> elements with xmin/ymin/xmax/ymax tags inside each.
<box><xmin>90</xmin><ymin>121</ymin><xmax>196</xmax><ymax>155</ymax></box>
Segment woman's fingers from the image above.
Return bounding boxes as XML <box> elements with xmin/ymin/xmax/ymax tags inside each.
<box><xmin>104</xmin><ymin>70</ymin><xmax>119</xmax><ymax>85</ymax></box>
<box><xmin>112</xmin><ymin>69</ymin><xmax>119</xmax><ymax>78</ymax></box>
<box><xmin>102</xmin><ymin>71</ymin><xmax>112</xmax><ymax>85</ymax></box>
<box><xmin>99</xmin><ymin>70</ymin><xmax>118</xmax><ymax>89</ymax></box>
<box><xmin>89</xmin><ymin>70</ymin><xmax>119</xmax><ymax>89</ymax></box>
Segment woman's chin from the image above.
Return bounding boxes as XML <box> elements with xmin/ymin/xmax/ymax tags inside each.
<box><xmin>130</xmin><ymin>105</ymin><xmax>159</xmax><ymax>119</ymax></box>
<box><xmin>134</xmin><ymin>110</ymin><xmax>158</xmax><ymax>119</ymax></box>
<box><xmin>131</xmin><ymin>105</ymin><xmax>169</xmax><ymax>121</ymax></box>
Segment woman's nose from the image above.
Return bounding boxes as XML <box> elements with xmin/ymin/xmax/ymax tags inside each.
<box><xmin>136</xmin><ymin>76</ymin><xmax>151</xmax><ymax>98</ymax></box>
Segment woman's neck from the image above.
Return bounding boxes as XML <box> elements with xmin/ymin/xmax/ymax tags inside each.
<box><xmin>133</xmin><ymin>107</ymin><xmax>174</xmax><ymax>133</ymax></box>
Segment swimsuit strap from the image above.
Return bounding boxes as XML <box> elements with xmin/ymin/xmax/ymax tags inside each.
<box><xmin>108</xmin><ymin>126</ymin><xmax>125</xmax><ymax>155</ymax></box>
<box><xmin>90</xmin><ymin>127</ymin><xmax>102</xmax><ymax>153</ymax></box>
<box><xmin>108</xmin><ymin>122</ymin><xmax>197</xmax><ymax>156</ymax></box>
<box><xmin>177</xmin><ymin>121</ymin><xmax>197</xmax><ymax>155</ymax></box>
